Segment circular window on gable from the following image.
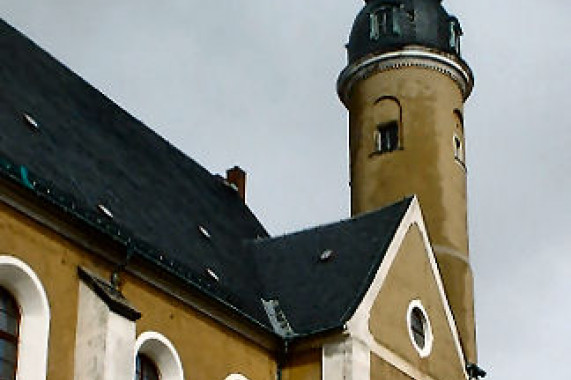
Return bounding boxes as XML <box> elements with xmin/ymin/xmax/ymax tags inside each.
<box><xmin>407</xmin><ymin>300</ymin><xmax>433</xmax><ymax>357</ymax></box>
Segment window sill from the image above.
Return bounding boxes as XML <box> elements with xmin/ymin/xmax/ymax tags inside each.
<box><xmin>369</xmin><ymin>147</ymin><xmax>403</xmax><ymax>158</ymax></box>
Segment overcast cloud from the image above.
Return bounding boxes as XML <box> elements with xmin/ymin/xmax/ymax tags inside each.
<box><xmin>4</xmin><ymin>0</ymin><xmax>571</xmax><ymax>378</ymax></box>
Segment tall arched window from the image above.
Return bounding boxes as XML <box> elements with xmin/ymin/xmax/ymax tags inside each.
<box><xmin>134</xmin><ymin>332</ymin><xmax>184</xmax><ymax>380</ymax></box>
<box><xmin>0</xmin><ymin>287</ymin><xmax>20</xmax><ymax>380</ymax></box>
<box><xmin>0</xmin><ymin>256</ymin><xmax>50</xmax><ymax>380</ymax></box>
<box><xmin>135</xmin><ymin>353</ymin><xmax>160</xmax><ymax>380</ymax></box>
<box><xmin>371</xmin><ymin>96</ymin><xmax>402</xmax><ymax>155</ymax></box>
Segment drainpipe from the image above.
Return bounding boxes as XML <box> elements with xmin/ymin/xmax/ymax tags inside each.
<box><xmin>276</xmin><ymin>338</ymin><xmax>290</xmax><ymax>380</ymax></box>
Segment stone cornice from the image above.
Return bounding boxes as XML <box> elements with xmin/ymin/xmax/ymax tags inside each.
<box><xmin>337</xmin><ymin>47</ymin><xmax>474</xmax><ymax>105</ymax></box>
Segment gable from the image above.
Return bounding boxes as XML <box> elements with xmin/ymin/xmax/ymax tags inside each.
<box><xmin>250</xmin><ymin>198</ymin><xmax>412</xmax><ymax>336</ymax></box>
<box><xmin>333</xmin><ymin>198</ymin><xmax>468</xmax><ymax>380</ymax></box>
<box><xmin>368</xmin><ymin>223</ymin><xmax>465</xmax><ymax>379</ymax></box>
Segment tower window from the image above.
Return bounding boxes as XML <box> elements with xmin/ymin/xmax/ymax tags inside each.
<box><xmin>449</xmin><ymin>19</ymin><xmax>462</xmax><ymax>54</ymax></box>
<box><xmin>454</xmin><ymin>135</ymin><xmax>465</xmax><ymax>163</ymax></box>
<box><xmin>370</xmin><ymin>6</ymin><xmax>401</xmax><ymax>40</ymax></box>
<box><xmin>453</xmin><ymin>110</ymin><xmax>465</xmax><ymax>165</ymax></box>
<box><xmin>135</xmin><ymin>353</ymin><xmax>161</xmax><ymax>380</ymax></box>
<box><xmin>374</xmin><ymin>121</ymin><xmax>399</xmax><ymax>154</ymax></box>
<box><xmin>0</xmin><ymin>287</ymin><xmax>20</xmax><ymax>380</ymax></box>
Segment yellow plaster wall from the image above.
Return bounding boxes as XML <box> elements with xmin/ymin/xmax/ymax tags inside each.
<box><xmin>368</xmin><ymin>224</ymin><xmax>466</xmax><ymax>380</ymax></box>
<box><xmin>124</xmin><ymin>273</ymin><xmax>276</xmax><ymax>380</ymax></box>
<box><xmin>370</xmin><ymin>354</ymin><xmax>413</xmax><ymax>380</ymax></box>
<box><xmin>347</xmin><ymin>67</ymin><xmax>476</xmax><ymax>361</ymax></box>
<box><xmin>0</xmin><ymin>201</ymin><xmax>276</xmax><ymax>380</ymax></box>
<box><xmin>0</xmin><ymin>202</ymin><xmax>100</xmax><ymax>379</ymax></box>
<box><xmin>282</xmin><ymin>349</ymin><xmax>321</xmax><ymax>380</ymax></box>
<box><xmin>348</xmin><ymin>67</ymin><xmax>467</xmax><ymax>254</ymax></box>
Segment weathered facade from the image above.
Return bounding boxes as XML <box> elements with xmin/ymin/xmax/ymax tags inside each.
<box><xmin>0</xmin><ymin>1</ymin><xmax>484</xmax><ymax>380</ymax></box>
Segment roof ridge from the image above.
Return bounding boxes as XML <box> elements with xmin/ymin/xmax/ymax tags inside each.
<box><xmin>251</xmin><ymin>196</ymin><xmax>414</xmax><ymax>246</ymax></box>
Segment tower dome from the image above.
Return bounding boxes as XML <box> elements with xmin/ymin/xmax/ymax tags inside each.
<box><xmin>347</xmin><ymin>0</ymin><xmax>464</xmax><ymax>65</ymax></box>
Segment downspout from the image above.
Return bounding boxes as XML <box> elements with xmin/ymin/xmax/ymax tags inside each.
<box><xmin>110</xmin><ymin>243</ymin><xmax>136</xmax><ymax>289</ymax></box>
<box><xmin>276</xmin><ymin>338</ymin><xmax>290</xmax><ymax>380</ymax></box>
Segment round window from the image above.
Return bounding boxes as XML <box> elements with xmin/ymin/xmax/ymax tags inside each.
<box><xmin>406</xmin><ymin>300</ymin><xmax>433</xmax><ymax>357</ymax></box>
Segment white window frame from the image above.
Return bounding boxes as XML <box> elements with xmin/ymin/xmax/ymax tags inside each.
<box><xmin>135</xmin><ymin>331</ymin><xmax>184</xmax><ymax>380</ymax></box>
<box><xmin>225</xmin><ymin>374</ymin><xmax>250</xmax><ymax>380</ymax></box>
<box><xmin>0</xmin><ymin>255</ymin><xmax>50</xmax><ymax>380</ymax></box>
<box><xmin>224</xmin><ymin>373</ymin><xmax>249</xmax><ymax>380</ymax></box>
<box><xmin>406</xmin><ymin>299</ymin><xmax>433</xmax><ymax>358</ymax></box>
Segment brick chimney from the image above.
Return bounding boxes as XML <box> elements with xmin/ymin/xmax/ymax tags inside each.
<box><xmin>226</xmin><ymin>166</ymin><xmax>246</xmax><ymax>201</ymax></box>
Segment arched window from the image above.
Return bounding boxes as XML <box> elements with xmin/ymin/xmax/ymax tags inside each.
<box><xmin>371</xmin><ymin>97</ymin><xmax>402</xmax><ymax>155</ymax></box>
<box><xmin>134</xmin><ymin>332</ymin><xmax>184</xmax><ymax>380</ymax></box>
<box><xmin>135</xmin><ymin>353</ymin><xmax>160</xmax><ymax>380</ymax></box>
<box><xmin>0</xmin><ymin>287</ymin><xmax>20</xmax><ymax>380</ymax></box>
<box><xmin>225</xmin><ymin>374</ymin><xmax>250</xmax><ymax>380</ymax></box>
<box><xmin>0</xmin><ymin>256</ymin><xmax>50</xmax><ymax>380</ymax></box>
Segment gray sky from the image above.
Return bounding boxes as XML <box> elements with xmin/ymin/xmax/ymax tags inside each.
<box><xmin>5</xmin><ymin>0</ymin><xmax>571</xmax><ymax>378</ymax></box>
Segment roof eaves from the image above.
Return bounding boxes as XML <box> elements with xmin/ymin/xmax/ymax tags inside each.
<box><xmin>0</xmin><ymin>152</ymin><xmax>276</xmax><ymax>336</ymax></box>
<box><xmin>337</xmin><ymin>197</ymin><xmax>413</xmax><ymax>325</ymax></box>
<box><xmin>248</xmin><ymin>197</ymin><xmax>413</xmax><ymax>338</ymax></box>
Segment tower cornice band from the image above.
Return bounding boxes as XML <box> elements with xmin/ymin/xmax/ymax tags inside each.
<box><xmin>337</xmin><ymin>46</ymin><xmax>474</xmax><ymax>105</ymax></box>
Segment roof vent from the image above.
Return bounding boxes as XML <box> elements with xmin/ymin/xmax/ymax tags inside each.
<box><xmin>320</xmin><ymin>249</ymin><xmax>334</xmax><ymax>262</ymax></box>
<box><xmin>206</xmin><ymin>268</ymin><xmax>219</xmax><ymax>282</ymax></box>
<box><xmin>97</xmin><ymin>204</ymin><xmax>114</xmax><ymax>218</ymax></box>
<box><xmin>23</xmin><ymin>113</ymin><xmax>40</xmax><ymax>131</ymax></box>
<box><xmin>198</xmin><ymin>225</ymin><xmax>211</xmax><ymax>239</ymax></box>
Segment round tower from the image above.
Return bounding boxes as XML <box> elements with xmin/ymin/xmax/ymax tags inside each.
<box><xmin>338</xmin><ymin>0</ymin><xmax>476</xmax><ymax>362</ymax></box>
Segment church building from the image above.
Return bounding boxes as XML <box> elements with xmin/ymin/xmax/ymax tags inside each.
<box><xmin>0</xmin><ymin>0</ymin><xmax>486</xmax><ymax>379</ymax></box>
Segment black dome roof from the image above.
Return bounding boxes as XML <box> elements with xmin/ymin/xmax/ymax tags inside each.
<box><xmin>347</xmin><ymin>0</ymin><xmax>463</xmax><ymax>64</ymax></box>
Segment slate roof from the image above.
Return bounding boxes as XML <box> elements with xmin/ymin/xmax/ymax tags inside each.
<box><xmin>0</xmin><ymin>18</ymin><xmax>412</xmax><ymax>339</ymax></box>
<box><xmin>0</xmin><ymin>18</ymin><xmax>270</xmax><ymax>326</ymax></box>
<box><xmin>250</xmin><ymin>197</ymin><xmax>411</xmax><ymax>336</ymax></box>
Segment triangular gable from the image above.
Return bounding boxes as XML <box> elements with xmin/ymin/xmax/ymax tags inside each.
<box><xmin>344</xmin><ymin>196</ymin><xmax>468</xmax><ymax>380</ymax></box>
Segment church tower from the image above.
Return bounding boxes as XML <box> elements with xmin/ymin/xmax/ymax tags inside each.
<box><xmin>338</xmin><ymin>0</ymin><xmax>476</xmax><ymax>362</ymax></box>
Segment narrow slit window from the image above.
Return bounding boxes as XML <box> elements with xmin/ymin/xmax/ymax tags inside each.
<box><xmin>454</xmin><ymin>135</ymin><xmax>465</xmax><ymax>162</ymax></box>
<box><xmin>375</xmin><ymin>121</ymin><xmax>399</xmax><ymax>154</ymax></box>
<box><xmin>449</xmin><ymin>19</ymin><xmax>462</xmax><ymax>54</ymax></box>
<box><xmin>370</xmin><ymin>13</ymin><xmax>380</xmax><ymax>40</ymax></box>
